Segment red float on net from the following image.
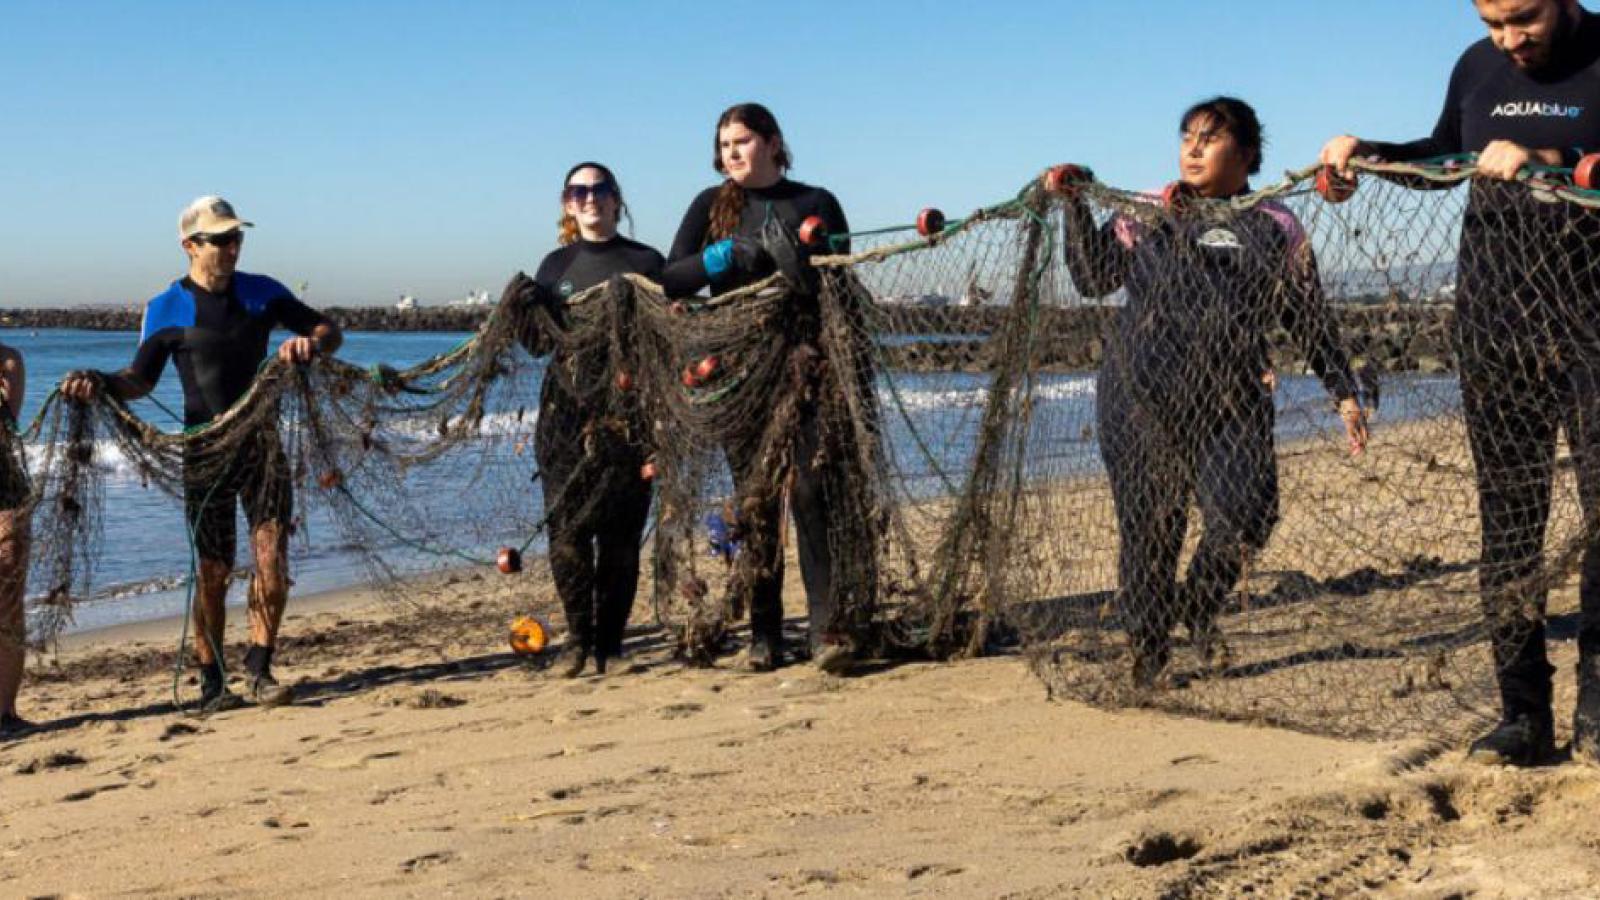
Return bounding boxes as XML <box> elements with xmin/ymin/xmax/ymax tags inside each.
<box><xmin>1315</xmin><ymin>166</ymin><xmax>1358</xmax><ymax>203</ymax></box>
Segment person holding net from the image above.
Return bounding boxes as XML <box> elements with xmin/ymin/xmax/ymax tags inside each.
<box><xmin>1321</xmin><ymin>0</ymin><xmax>1600</xmax><ymax>767</ymax></box>
<box><xmin>62</xmin><ymin>196</ymin><xmax>341</xmax><ymax>712</ymax></box>
<box><xmin>501</xmin><ymin>162</ymin><xmax>663</xmax><ymax>678</ymax></box>
<box><xmin>0</xmin><ymin>343</ymin><xmax>32</xmax><ymax>738</ymax></box>
<box><xmin>661</xmin><ymin>102</ymin><xmax>858</xmax><ymax>673</ymax></box>
<box><xmin>1051</xmin><ymin>97</ymin><xmax>1368</xmax><ymax>688</ymax></box>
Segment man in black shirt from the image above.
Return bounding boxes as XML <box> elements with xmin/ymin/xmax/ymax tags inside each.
<box><xmin>63</xmin><ymin>196</ymin><xmax>341</xmax><ymax>712</ymax></box>
<box><xmin>1321</xmin><ymin>0</ymin><xmax>1600</xmax><ymax>766</ymax></box>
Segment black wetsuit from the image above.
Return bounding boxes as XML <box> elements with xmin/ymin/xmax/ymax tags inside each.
<box><xmin>666</xmin><ymin>179</ymin><xmax>852</xmax><ymax>653</ymax></box>
<box><xmin>1366</xmin><ymin>12</ymin><xmax>1600</xmax><ymax>719</ymax></box>
<box><xmin>527</xmin><ymin>236</ymin><xmax>664</xmax><ymax>663</ymax></box>
<box><xmin>1063</xmin><ymin>196</ymin><xmax>1355</xmax><ymax>673</ymax></box>
<box><xmin>129</xmin><ymin>273</ymin><xmax>329</xmax><ymax>563</ymax></box>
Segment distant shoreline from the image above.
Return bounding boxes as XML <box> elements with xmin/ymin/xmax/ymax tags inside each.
<box><xmin>0</xmin><ymin>306</ymin><xmax>492</xmax><ymax>333</ymax></box>
<box><xmin>0</xmin><ymin>303</ymin><xmax>1460</xmax><ymax>372</ymax></box>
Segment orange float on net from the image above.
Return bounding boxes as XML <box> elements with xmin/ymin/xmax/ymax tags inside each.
<box><xmin>1576</xmin><ymin>153</ymin><xmax>1600</xmax><ymax>191</ymax></box>
<box><xmin>694</xmin><ymin>355</ymin><xmax>719</xmax><ymax>381</ymax></box>
<box><xmin>508</xmin><ymin>615</ymin><xmax>550</xmax><ymax>656</ymax></box>
<box><xmin>1043</xmin><ymin>164</ymin><xmax>1094</xmax><ymax>194</ymax></box>
<box><xmin>916</xmin><ymin>208</ymin><xmax>946</xmax><ymax>237</ymax></box>
<box><xmin>496</xmin><ymin>546</ymin><xmax>522</xmax><ymax>574</ymax></box>
<box><xmin>681</xmin><ymin>365</ymin><xmax>701</xmax><ymax>388</ymax></box>
<box><xmin>614</xmin><ymin>370</ymin><xmax>633</xmax><ymax>391</ymax></box>
<box><xmin>317</xmin><ymin>469</ymin><xmax>343</xmax><ymax>491</ymax></box>
<box><xmin>1315</xmin><ymin>166</ymin><xmax>1358</xmax><ymax>203</ymax></box>
<box><xmin>1162</xmin><ymin>180</ymin><xmax>1196</xmax><ymax>210</ymax></box>
<box><xmin>798</xmin><ymin>215</ymin><xmax>828</xmax><ymax>248</ymax></box>
<box><xmin>640</xmin><ymin>460</ymin><xmax>658</xmax><ymax>482</ymax></box>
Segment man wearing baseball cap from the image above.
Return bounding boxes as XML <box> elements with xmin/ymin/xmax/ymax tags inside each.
<box><xmin>63</xmin><ymin>196</ymin><xmax>342</xmax><ymax>712</ymax></box>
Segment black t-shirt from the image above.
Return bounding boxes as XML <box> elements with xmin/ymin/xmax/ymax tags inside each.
<box><xmin>668</xmin><ymin>178</ymin><xmax>850</xmax><ymax>295</ymax></box>
<box><xmin>129</xmin><ymin>272</ymin><xmax>329</xmax><ymax>426</ymax></box>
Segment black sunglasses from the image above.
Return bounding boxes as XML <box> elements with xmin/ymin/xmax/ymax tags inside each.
<box><xmin>562</xmin><ymin>182</ymin><xmax>618</xmax><ymax>204</ymax></box>
<box><xmin>192</xmin><ymin>231</ymin><xmax>244</xmax><ymax>248</ymax></box>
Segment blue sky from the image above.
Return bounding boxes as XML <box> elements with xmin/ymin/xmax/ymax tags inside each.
<box><xmin>0</xmin><ymin>1</ymin><xmax>1494</xmax><ymax>306</ymax></box>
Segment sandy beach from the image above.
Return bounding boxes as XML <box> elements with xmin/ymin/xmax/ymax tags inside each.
<box><xmin>7</xmin><ymin>497</ymin><xmax>1600</xmax><ymax>898</ymax></box>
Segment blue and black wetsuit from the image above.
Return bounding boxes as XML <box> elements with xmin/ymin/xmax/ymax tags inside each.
<box><xmin>1063</xmin><ymin>194</ymin><xmax>1355</xmax><ymax>677</ymax></box>
<box><xmin>1364</xmin><ymin>10</ymin><xmax>1600</xmax><ymax>719</ymax></box>
<box><xmin>526</xmin><ymin>236</ymin><xmax>664</xmax><ymax>666</ymax></box>
<box><xmin>129</xmin><ymin>273</ymin><xmax>330</xmax><ymax>563</ymax></box>
<box><xmin>666</xmin><ymin>179</ymin><xmax>854</xmax><ymax>655</ymax></box>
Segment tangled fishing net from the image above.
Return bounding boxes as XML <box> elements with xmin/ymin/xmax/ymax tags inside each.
<box><xmin>15</xmin><ymin>153</ymin><xmax>1600</xmax><ymax>742</ymax></box>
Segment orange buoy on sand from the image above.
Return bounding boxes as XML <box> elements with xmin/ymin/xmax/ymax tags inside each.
<box><xmin>508</xmin><ymin>615</ymin><xmax>550</xmax><ymax>656</ymax></box>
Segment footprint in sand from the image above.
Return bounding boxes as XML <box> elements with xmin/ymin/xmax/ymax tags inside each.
<box><xmin>159</xmin><ymin>721</ymin><xmax>202</xmax><ymax>743</ymax></box>
<box><xmin>656</xmin><ymin>702</ymin><xmax>705</xmax><ymax>720</ymax></box>
<box><xmin>15</xmin><ymin>750</ymin><xmax>87</xmax><ymax>775</ymax></box>
<box><xmin>60</xmin><ymin>782</ymin><xmax>129</xmax><ymax>803</ymax></box>
<box><xmin>400</xmin><ymin>850</ymin><xmax>456</xmax><ymax>874</ymax></box>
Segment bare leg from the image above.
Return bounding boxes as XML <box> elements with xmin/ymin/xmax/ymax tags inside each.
<box><xmin>193</xmin><ymin>557</ymin><xmax>231</xmax><ymax>665</ymax></box>
<box><xmin>247</xmin><ymin>519</ymin><xmax>289</xmax><ymax>648</ymax></box>
<box><xmin>0</xmin><ymin>510</ymin><xmax>29</xmax><ymax>718</ymax></box>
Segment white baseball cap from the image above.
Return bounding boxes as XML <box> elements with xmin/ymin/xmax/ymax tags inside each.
<box><xmin>178</xmin><ymin>195</ymin><xmax>254</xmax><ymax>240</ymax></box>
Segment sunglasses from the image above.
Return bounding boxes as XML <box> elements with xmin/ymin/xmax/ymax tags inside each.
<box><xmin>562</xmin><ymin>182</ymin><xmax>618</xmax><ymax>204</ymax></box>
<box><xmin>192</xmin><ymin>231</ymin><xmax>244</xmax><ymax>248</ymax></box>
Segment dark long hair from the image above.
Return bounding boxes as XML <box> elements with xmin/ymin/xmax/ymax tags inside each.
<box><xmin>558</xmin><ymin>160</ymin><xmax>632</xmax><ymax>246</ymax></box>
<box><xmin>707</xmin><ymin>103</ymin><xmax>791</xmax><ymax>242</ymax></box>
<box><xmin>1179</xmin><ymin>96</ymin><xmax>1265</xmax><ymax>175</ymax></box>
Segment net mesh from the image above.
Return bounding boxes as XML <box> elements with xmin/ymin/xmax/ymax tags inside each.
<box><xmin>14</xmin><ymin>156</ymin><xmax>1600</xmax><ymax>742</ymax></box>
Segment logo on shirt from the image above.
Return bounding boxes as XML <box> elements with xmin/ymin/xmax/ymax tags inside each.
<box><xmin>557</xmin><ymin>280</ymin><xmax>574</xmax><ymax>298</ymax></box>
<box><xmin>1490</xmin><ymin>101</ymin><xmax>1584</xmax><ymax>119</ymax></box>
<box><xmin>1197</xmin><ymin>228</ymin><xmax>1242</xmax><ymax>250</ymax></box>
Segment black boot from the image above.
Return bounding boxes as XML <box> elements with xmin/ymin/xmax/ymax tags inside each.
<box><xmin>1469</xmin><ymin>663</ymin><xmax>1555</xmax><ymax>767</ymax></box>
<box><xmin>554</xmin><ymin>642</ymin><xmax>588</xmax><ymax>679</ymax></box>
<box><xmin>1574</xmin><ymin>652</ymin><xmax>1600</xmax><ymax>764</ymax></box>
<box><xmin>744</xmin><ymin>631</ymin><xmax>784</xmax><ymax>672</ymax></box>
<box><xmin>1468</xmin><ymin>712</ymin><xmax>1555</xmax><ymax>766</ymax></box>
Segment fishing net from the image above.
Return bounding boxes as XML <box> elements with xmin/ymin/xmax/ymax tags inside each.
<box><xmin>15</xmin><ymin>154</ymin><xmax>1600</xmax><ymax>742</ymax></box>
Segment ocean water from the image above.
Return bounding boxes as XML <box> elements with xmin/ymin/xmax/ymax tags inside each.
<box><xmin>1</xmin><ymin>329</ymin><xmax>1461</xmax><ymax>634</ymax></box>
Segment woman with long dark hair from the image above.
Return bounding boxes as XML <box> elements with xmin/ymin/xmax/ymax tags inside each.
<box><xmin>506</xmin><ymin>161</ymin><xmax>663</xmax><ymax>677</ymax></box>
<box><xmin>1051</xmin><ymin>96</ymin><xmax>1369</xmax><ymax>687</ymax></box>
<box><xmin>663</xmin><ymin>103</ymin><xmax>856</xmax><ymax>673</ymax></box>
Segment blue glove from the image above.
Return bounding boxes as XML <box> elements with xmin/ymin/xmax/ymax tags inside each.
<box><xmin>702</xmin><ymin>239</ymin><xmax>736</xmax><ymax>279</ymax></box>
<box><xmin>705</xmin><ymin>509</ymin><xmax>740</xmax><ymax>562</ymax></box>
<box><xmin>701</xmin><ymin>237</ymin><xmax>773</xmax><ymax>284</ymax></box>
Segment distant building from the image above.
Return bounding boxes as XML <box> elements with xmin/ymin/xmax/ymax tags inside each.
<box><xmin>447</xmin><ymin>289</ymin><xmax>492</xmax><ymax>308</ymax></box>
<box><xmin>396</xmin><ymin>294</ymin><xmax>418</xmax><ymax>312</ymax></box>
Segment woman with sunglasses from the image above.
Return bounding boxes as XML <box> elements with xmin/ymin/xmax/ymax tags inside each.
<box><xmin>0</xmin><ymin>342</ymin><xmax>31</xmax><ymax>737</ymax></box>
<box><xmin>505</xmin><ymin>162</ymin><xmax>663</xmax><ymax>678</ymax></box>
<box><xmin>1050</xmin><ymin>96</ymin><xmax>1368</xmax><ymax>688</ymax></box>
<box><xmin>663</xmin><ymin>102</ymin><xmax>856</xmax><ymax>674</ymax></box>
